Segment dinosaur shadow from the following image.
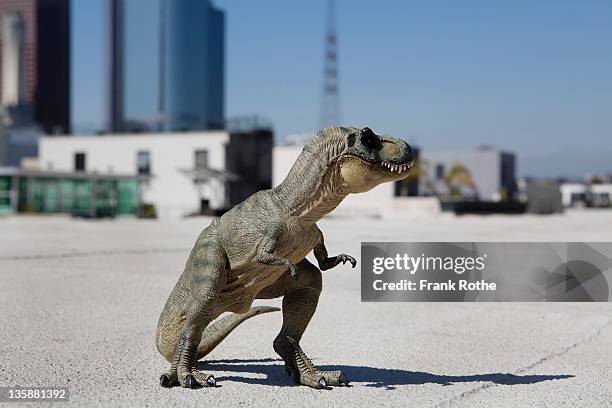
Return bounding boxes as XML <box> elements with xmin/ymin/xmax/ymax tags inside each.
<box><xmin>199</xmin><ymin>358</ymin><xmax>574</xmax><ymax>390</ymax></box>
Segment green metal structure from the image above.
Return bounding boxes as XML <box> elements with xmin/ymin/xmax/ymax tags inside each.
<box><xmin>0</xmin><ymin>168</ymin><xmax>140</xmax><ymax>217</ymax></box>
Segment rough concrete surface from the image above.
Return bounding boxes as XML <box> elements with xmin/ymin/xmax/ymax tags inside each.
<box><xmin>1</xmin><ymin>210</ymin><xmax>611</xmax><ymax>407</ymax></box>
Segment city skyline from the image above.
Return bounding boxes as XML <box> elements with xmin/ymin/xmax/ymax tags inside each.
<box><xmin>71</xmin><ymin>0</ymin><xmax>612</xmax><ymax>178</ymax></box>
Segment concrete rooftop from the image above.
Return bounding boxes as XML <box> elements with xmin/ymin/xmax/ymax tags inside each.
<box><xmin>1</xmin><ymin>210</ymin><xmax>611</xmax><ymax>407</ymax></box>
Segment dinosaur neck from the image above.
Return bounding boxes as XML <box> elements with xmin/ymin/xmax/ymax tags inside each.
<box><xmin>273</xmin><ymin>135</ymin><xmax>348</xmax><ymax>225</ymax></box>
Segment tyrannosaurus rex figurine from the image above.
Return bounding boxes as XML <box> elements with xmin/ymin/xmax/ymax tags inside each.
<box><xmin>156</xmin><ymin>126</ymin><xmax>414</xmax><ymax>389</ymax></box>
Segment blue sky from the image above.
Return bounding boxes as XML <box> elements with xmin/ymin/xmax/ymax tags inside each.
<box><xmin>71</xmin><ymin>0</ymin><xmax>612</xmax><ymax>177</ymax></box>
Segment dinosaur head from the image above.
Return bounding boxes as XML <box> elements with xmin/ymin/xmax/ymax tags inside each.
<box><xmin>337</xmin><ymin>127</ymin><xmax>415</xmax><ymax>193</ymax></box>
<box><xmin>276</xmin><ymin>126</ymin><xmax>416</xmax><ymax>222</ymax></box>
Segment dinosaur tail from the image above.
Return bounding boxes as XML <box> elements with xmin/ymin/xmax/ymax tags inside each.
<box><xmin>196</xmin><ymin>306</ymin><xmax>280</xmax><ymax>359</ymax></box>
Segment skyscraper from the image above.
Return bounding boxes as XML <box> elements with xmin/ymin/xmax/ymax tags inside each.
<box><xmin>105</xmin><ymin>0</ymin><xmax>224</xmax><ymax>133</ymax></box>
<box><xmin>0</xmin><ymin>0</ymin><xmax>70</xmax><ymax>134</ymax></box>
<box><xmin>106</xmin><ymin>0</ymin><xmax>124</xmax><ymax>133</ymax></box>
<box><xmin>1</xmin><ymin>12</ymin><xmax>26</xmax><ymax>108</ymax></box>
<box><xmin>206</xmin><ymin>6</ymin><xmax>224</xmax><ymax>130</ymax></box>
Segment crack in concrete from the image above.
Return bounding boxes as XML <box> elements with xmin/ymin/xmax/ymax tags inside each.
<box><xmin>0</xmin><ymin>247</ymin><xmax>190</xmax><ymax>261</ymax></box>
<box><xmin>433</xmin><ymin>317</ymin><xmax>612</xmax><ymax>408</ymax></box>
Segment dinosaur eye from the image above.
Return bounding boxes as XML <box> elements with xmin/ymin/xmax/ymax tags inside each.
<box><xmin>360</xmin><ymin>130</ymin><xmax>379</xmax><ymax>149</ymax></box>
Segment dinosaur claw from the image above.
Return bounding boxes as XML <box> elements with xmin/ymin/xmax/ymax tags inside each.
<box><xmin>339</xmin><ymin>373</ymin><xmax>350</xmax><ymax>386</ymax></box>
<box><xmin>340</xmin><ymin>254</ymin><xmax>357</xmax><ymax>268</ymax></box>
<box><xmin>318</xmin><ymin>377</ymin><xmax>328</xmax><ymax>389</ymax></box>
<box><xmin>185</xmin><ymin>374</ymin><xmax>197</xmax><ymax>389</ymax></box>
<box><xmin>160</xmin><ymin>374</ymin><xmax>172</xmax><ymax>388</ymax></box>
<box><xmin>206</xmin><ymin>376</ymin><xmax>217</xmax><ymax>387</ymax></box>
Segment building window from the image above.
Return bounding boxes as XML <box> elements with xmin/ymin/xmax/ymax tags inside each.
<box><xmin>435</xmin><ymin>163</ymin><xmax>445</xmax><ymax>180</ymax></box>
<box><xmin>74</xmin><ymin>152</ymin><xmax>86</xmax><ymax>171</ymax></box>
<box><xmin>570</xmin><ymin>193</ymin><xmax>586</xmax><ymax>205</ymax></box>
<box><xmin>195</xmin><ymin>149</ymin><xmax>208</xmax><ymax>169</ymax></box>
<box><xmin>137</xmin><ymin>151</ymin><xmax>151</xmax><ymax>175</ymax></box>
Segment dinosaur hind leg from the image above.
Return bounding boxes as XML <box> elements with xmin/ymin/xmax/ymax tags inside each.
<box><xmin>159</xmin><ymin>229</ymin><xmax>228</xmax><ymax>389</ymax></box>
<box><xmin>258</xmin><ymin>259</ymin><xmax>349</xmax><ymax>389</ymax></box>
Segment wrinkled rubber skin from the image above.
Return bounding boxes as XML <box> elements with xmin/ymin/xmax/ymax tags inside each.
<box><xmin>155</xmin><ymin>126</ymin><xmax>414</xmax><ymax>388</ymax></box>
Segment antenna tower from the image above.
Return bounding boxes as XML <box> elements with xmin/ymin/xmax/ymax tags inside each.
<box><xmin>319</xmin><ymin>0</ymin><xmax>340</xmax><ymax>128</ymax></box>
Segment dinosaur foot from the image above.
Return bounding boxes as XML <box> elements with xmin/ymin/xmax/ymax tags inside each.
<box><xmin>284</xmin><ymin>365</ymin><xmax>350</xmax><ymax>388</ymax></box>
<box><xmin>182</xmin><ymin>371</ymin><xmax>217</xmax><ymax>388</ymax></box>
<box><xmin>160</xmin><ymin>335</ymin><xmax>217</xmax><ymax>389</ymax></box>
<box><xmin>274</xmin><ymin>336</ymin><xmax>350</xmax><ymax>389</ymax></box>
<box><xmin>159</xmin><ymin>368</ymin><xmax>216</xmax><ymax>388</ymax></box>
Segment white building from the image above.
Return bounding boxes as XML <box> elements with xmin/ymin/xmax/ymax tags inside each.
<box><xmin>40</xmin><ymin>130</ymin><xmax>273</xmax><ymax>219</ymax></box>
<box><xmin>560</xmin><ymin>183</ymin><xmax>612</xmax><ymax>208</ymax></box>
<box><xmin>419</xmin><ymin>147</ymin><xmax>517</xmax><ymax>201</ymax></box>
<box><xmin>561</xmin><ymin>183</ymin><xmax>586</xmax><ymax>207</ymax></box>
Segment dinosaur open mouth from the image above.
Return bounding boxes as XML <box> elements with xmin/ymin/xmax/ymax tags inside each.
<box><xmin>379</xmin><ymin>160</ymin><xmax>414</xmax><ymax>174</ymax></box>
<box><xmin>343</xmin><ymin>154</ymin><xmax>415</xmax><ymax>174</ymax></box>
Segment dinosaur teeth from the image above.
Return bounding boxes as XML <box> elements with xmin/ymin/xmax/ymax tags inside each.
<box><xmin>382</xmin><ymin>161</ymin><xmax>415</xmax><ymax>172</ymax></box>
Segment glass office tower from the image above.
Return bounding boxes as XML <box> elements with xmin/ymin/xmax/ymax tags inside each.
<box><xmin>160</xmin><ymin>0</ymin><xmax>224</xmax><ymax>131</ymax></box>
<box><xmin>105</xmin><ymin>0</ymin><xmax>224</xmax><ymax>133</ymax></box>
<box><xmin>205</xmin><ymin>5</ymin><xmax>224</xmax><ymax>130</ymax></box>
<box><xmin>122</xmin><ymin>0</ymin><xmax>160</xmax><ymax>131</ymax></box>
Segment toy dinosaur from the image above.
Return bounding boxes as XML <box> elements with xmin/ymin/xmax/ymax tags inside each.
<box><xmin>156</xmin><ymin>126</ymin><xmax>414</xmax><ymax>389</ymax></box>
